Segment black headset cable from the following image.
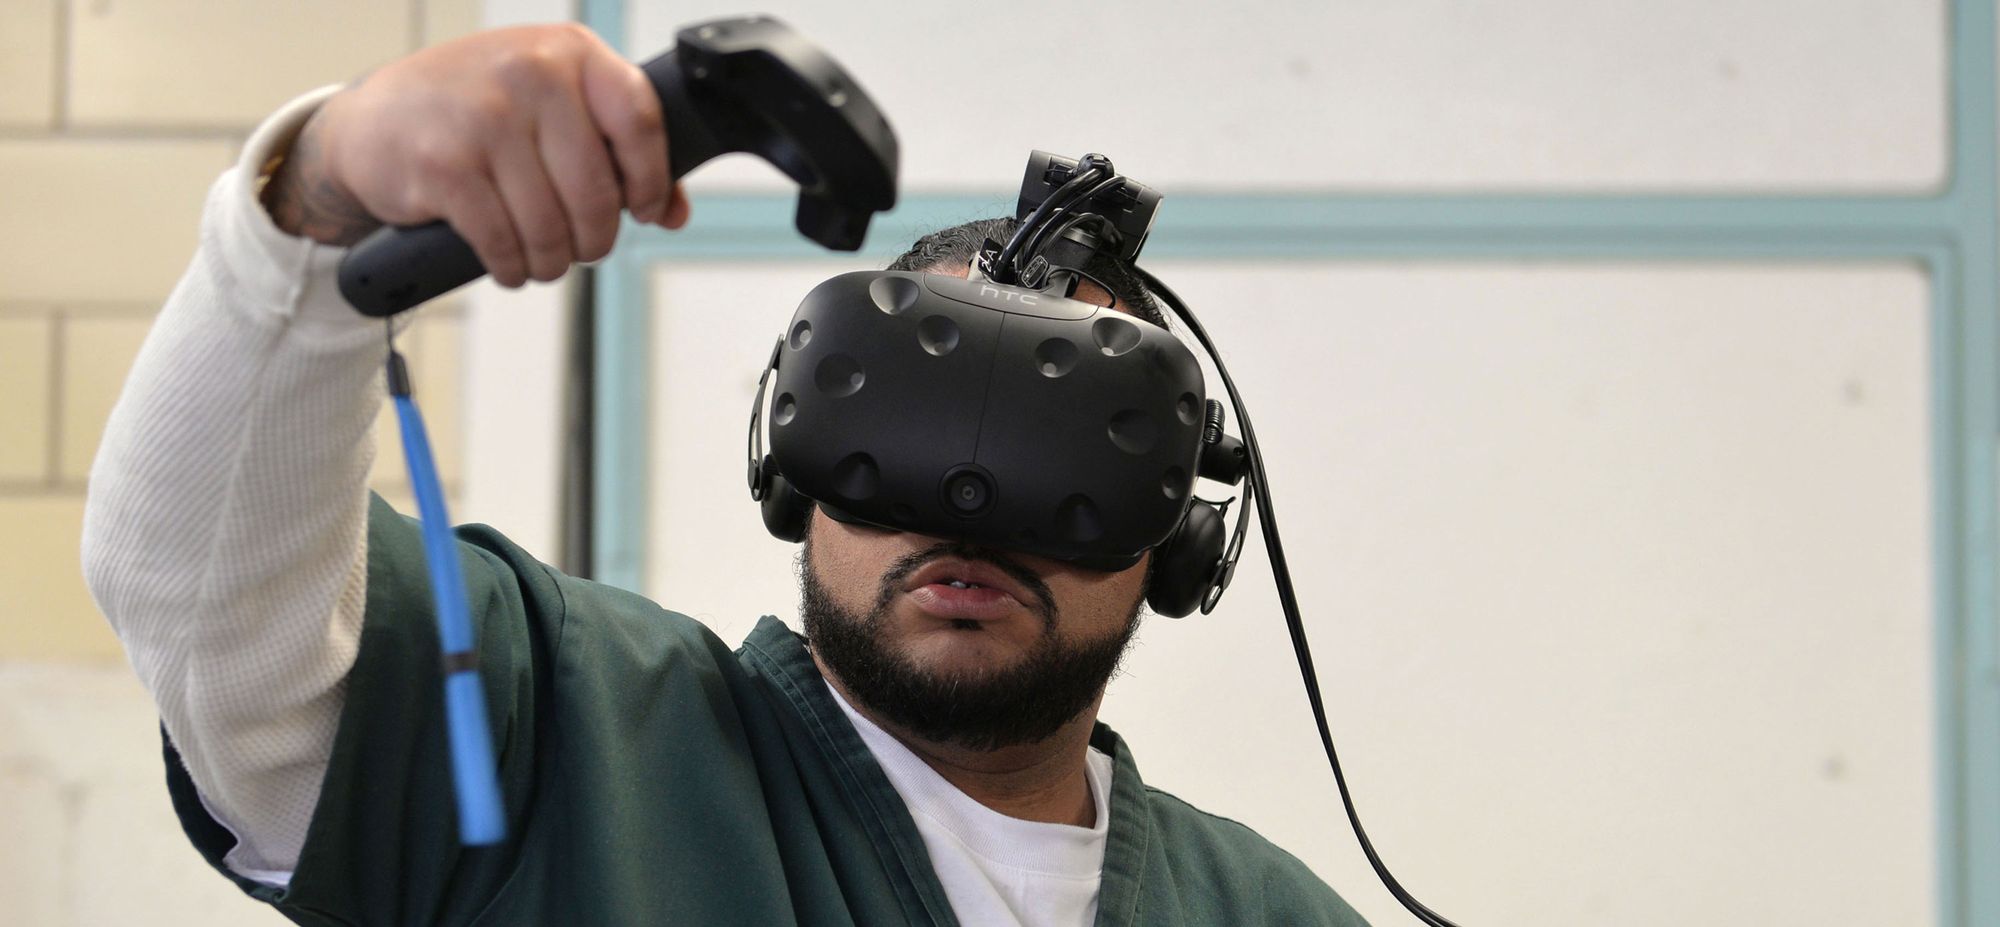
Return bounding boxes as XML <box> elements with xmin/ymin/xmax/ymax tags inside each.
<box><xmin>1019</xmin><ymin>173</ymin><xmax>1130</xmax><ymax>274</ymax></box>
<box><xmin>1138</xmin><ymin>267</ymin><xmax>1467</xmax><ymax>927</ymax></box>
<box><xmin>989</xmin><ymin>156</ymin><xmax>1112</xmax><ymax>280</ymax></box>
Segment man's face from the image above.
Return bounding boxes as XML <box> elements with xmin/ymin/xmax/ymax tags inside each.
<box><xmin>798</xmin><ymin>266</ymin><xmax>1152</xmax><ymax>751</ymax></box>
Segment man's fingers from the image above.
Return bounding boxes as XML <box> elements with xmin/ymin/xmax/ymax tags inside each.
<box><xmin>440</xmin><ymin>174</ymin><xmax>530</xmax><ymax>288</ymax></box>
<box><xmin>488</xmin><ymin>142</ymin><xmax>574</xmax><ymax>282</ymax></box>
<box><xmin>537</xmin><ymin>86</ymin><xmax>625</xmax><ymax>263</ymax></box>
<box><xmin>580</xmin><ymin>50</ymin><xmax>671</xmax><ymax>224</ymax></box>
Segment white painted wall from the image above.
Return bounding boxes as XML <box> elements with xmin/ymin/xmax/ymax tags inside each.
<box><xmin>628</xmin><ymin>0</ymin><xmax>1946</xmax><ymax>192</ymax></box>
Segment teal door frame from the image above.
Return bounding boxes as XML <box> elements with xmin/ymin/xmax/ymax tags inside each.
<box><xmin>580</xmin><ymin>2</ymin><xmax>1999</xmax><ymax>922</ymax></box>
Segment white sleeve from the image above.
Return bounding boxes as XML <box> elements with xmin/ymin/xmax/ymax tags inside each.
<box><xmin>81</xmin><ymin>85</ymin><xmax>405</xmax><ymax>885</ymax></box>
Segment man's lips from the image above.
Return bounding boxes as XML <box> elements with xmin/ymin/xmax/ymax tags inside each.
<box><xmin>902</xmin><ymin>557</ymin><xmax>1039</xmax><ymax>621</ymax></box>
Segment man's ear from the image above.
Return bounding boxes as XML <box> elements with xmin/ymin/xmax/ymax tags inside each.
<box><xmin>1070</xmin><ymin>276</ymin><xmax>1118</xmax><ymax>310</ymax></box>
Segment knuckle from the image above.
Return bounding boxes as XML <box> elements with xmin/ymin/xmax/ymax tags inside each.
<box><xmin>491</xmin><ymin>258</ymin><xmax>528</xmax><ymax>286</ymax></box>
<box><xmin>576</xmin><ymin>220</ymin><xmax>617</xmax><ymax>263</ymax></box>
<box><xmin>451</xmin><ymin>212</ymin><xmax>520</xmax><ymax>276</ymax></box>
<box><xmin>620</xmin><ymin>80</ymin><xmax>663</xmax><ymax>135</ymax></box>
<box><xmin>492</xmin><ymin>44</ymin><xmax>565</xmax><ymax>93</ymax></box>
<box><xmin>626</xmin><ymin>172</ymin><xmax>667</xmax><ymax>208</ymax></box>
<box><xmin>471</xmin><ymin>229</ymin><xmax>515</xmax><ymax>263</ymax></box>
<box><xmin>410</xmin><ymin>137</ymin><xmax>474</xmax><ymax>179</ymax></box>
<box><xmin>521</xmin><ymin>233</ymin><xmax>572</xmax><ymax>273</ymax></box>
<box><xmin>521</xmin><ymin>220</ymin><xmax>567</xmax><ymax>255</ymax></box>
<box><xmin>475</xmin><ymin>237</ymin><xmax>523</xmax><ymax>276</ymax></box>
<box><xmin>574</xmin><ymin>177</ymin><xmax>622</xmax><ymax>222</ymax></box>
<box><xmin>392</xmin><ymin>178</ymin><xmax>436</xmax><ymax>222</ymax></box>
<box><xmin>462</xmin><ymin>92</ymin><xmax>514</xmax><ymax>137</ymax></box>
<box><xmin>445</xmin><ymin>196</ymin><xmax>497</xmax><ymax>241</ymax></box>
<box><xmin>583</xmin><ymin>66</ymin><xmax>656</xmax><ymax>141</ymax></box>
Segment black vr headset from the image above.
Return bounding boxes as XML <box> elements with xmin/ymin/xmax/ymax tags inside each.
<box><xmin>745</xmin><ymin>152</ymin><xmax>1250</xmax><ymax>618</ymax></box>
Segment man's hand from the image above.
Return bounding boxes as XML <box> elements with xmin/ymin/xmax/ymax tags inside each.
<box><xmin>260</xmin><ymin>23</ymin><xmax>690</xmax><ymax>288</ymax></box>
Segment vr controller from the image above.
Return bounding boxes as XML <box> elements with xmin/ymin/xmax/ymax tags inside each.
<box><xmin>337</xmin><ymin>15</ymin><xmax>899</xmax><ymax>317</ymax></box>
<box><xmin>749</xmin><ymin>153</ymin><xmax>1251</xmax><ymax>618</ymax></box>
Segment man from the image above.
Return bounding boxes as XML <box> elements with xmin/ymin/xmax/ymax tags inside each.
<box><xmin>82</xmin><ymin>23</ymin><xmax>1367</xmax><ymax>926</ymax></box>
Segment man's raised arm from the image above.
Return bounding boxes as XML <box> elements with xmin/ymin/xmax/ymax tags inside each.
<box><xmin>80</xmin><ymin>24</ymin><xmax>685</xmax><ymax>882</ymax></box>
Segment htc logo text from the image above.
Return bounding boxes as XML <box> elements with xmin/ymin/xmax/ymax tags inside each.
<box><xmin>979</xmin><ymin>284</ymin><xmax>1038</xmax><ymax>306</ymax></box>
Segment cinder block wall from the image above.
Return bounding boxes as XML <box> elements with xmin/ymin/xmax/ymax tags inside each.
<box><xmin>1</xmin><ymin>2</ymin><xmax>479</xmax><ymax>923</ymax></box>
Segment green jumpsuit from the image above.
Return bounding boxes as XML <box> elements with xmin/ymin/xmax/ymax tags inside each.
<box><xmin>161</xmin><ymin>496</ymin><xmax>1369</xmax><ymax>926</ymax></box>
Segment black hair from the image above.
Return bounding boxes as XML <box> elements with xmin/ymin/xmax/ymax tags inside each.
<box><xmin>886</xmin><ymin>217</ymin><xmax>1166</xmax><ymax>328</ymax></box>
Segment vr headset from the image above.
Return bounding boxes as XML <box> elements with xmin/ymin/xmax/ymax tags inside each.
<box><xmin>746</xmin><ymin>152</ymin><xmax>1249</xmax><ymax>618</ymax></box>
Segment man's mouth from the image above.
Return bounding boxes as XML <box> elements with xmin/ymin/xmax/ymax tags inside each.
<box><xmin>907</xmin><ymin>580</ymin><xmax>1022</xmax><ymax>623</ymax></box>
<box><xmin>903</xmin><ymin>557</ymin><xmax>1040</xmax><ymax>623</ymax></box>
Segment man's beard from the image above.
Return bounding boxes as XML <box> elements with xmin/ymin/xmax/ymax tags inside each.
<box><xmin>798</xmin><ymin>533</ymin><xmax>1144</xmax><ymax>751</ymax></box>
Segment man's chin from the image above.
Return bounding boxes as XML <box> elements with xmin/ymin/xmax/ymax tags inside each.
<box><xmin>889</xmin><ymin>616</ymin><xmax>1042</xmax><ymax>676</ymax></box>
<box><xmin>798</xmin><ymin>541</ymin><xmax>1140</xmax><ymax>750</ymax></box>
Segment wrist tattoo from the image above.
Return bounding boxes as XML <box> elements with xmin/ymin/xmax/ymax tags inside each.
<box><xmin>260</xmin><ymin>111</ymin><xmax>381</xmax><ymax>246</ymax></box>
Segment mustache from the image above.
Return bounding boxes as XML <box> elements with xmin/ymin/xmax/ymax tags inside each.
<box><xmin>872</xmin><ymin>541</ymin><xmax>1058</xmax><ymax>625</ymax></box>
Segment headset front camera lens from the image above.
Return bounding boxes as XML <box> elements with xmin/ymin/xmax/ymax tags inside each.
<box><xmin>941</xmin><ymin>468</ymin><xmax>995</xmax><ymax>517</ymax></box>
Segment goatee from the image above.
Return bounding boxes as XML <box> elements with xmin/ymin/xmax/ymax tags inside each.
<box><xmin>798</xmin><ymin>534</ymin><xmax>1143</xmax><ymax>751</ymax></box>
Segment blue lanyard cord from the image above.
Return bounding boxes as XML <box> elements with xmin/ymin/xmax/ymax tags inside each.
<box><xmin>386</xmin><ymin>345</ymin><xmax>506</xmax><ymax>846</ymax></box>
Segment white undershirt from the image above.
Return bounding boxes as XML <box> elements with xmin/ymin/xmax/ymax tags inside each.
<box><xmin>825</xmin><ymin>683</ymin><xmax>1113</xmax><ymax>927</ymax></box>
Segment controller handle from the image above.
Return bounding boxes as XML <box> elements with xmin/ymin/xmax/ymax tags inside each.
<box><xmin>337</xmin><ymin>15</ymin><xmax>899</xmax><ymax>317</ymax></box>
